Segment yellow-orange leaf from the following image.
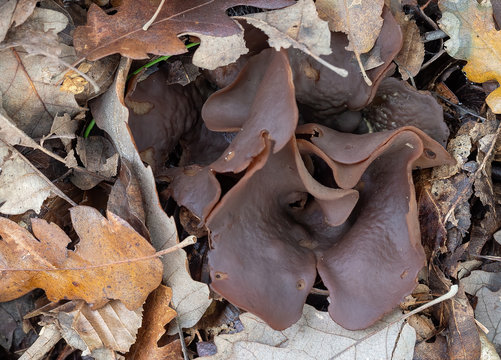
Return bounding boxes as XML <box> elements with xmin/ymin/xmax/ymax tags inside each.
<box><xmin>0</xmin><ymin>206</ymin><xmax>162</xmax><ymax>309</ymax></box>
<box><xmin>126</xmin><ymin>285</ymin><xmax>182</xmax><ymax>360</ymax></box>
<box><xmin>439</xmin><ymin>0</ymin><xmax>501</xmax><ymax>113</ymax></box>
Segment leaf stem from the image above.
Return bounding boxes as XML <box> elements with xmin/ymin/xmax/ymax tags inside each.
<box><xmin>0</xmin><ymin>236</ymin><xmax>197</xmax><ymax>272</ymax></box>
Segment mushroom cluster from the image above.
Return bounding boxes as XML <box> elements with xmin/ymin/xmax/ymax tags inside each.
<box><xmin>125</xmin><ymin>10</ymin><xmax>454</xmax><ymax>331</ymax></box>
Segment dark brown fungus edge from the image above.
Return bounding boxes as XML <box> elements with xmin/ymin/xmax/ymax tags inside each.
<box><xmin>207</xmin><ymin>126</ymin><xmax>454</xmax><ymax>331</ymax></box>
<box><xmin>165</xmin><ymin>49</ymin><xmax>297</xmax><ymax>221</ymax></box>
<box><xmin>364</xmin><ymin>77</ymin><xmax>450</xmax><ymax>147</ymax></box>
<box><xmin>296</xmin><ymin>124</ymin><xmax>454</xmax><ymax>189</ymax></box>
<box><xmin>202</xmin><ymin>48</ymin><xmax>297</xmax><ymax>173</ymax></box>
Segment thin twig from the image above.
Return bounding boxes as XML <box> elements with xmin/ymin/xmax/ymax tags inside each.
<box><xmin>143</xmin><ymin>0</ymin><xmax>166</xmax><ymax>31</ymax></box>
<box><xmin>423</xmin><ymin>30</ymin><xmax>448</xmax><ymax>43</ymax></box>
<box><xmin>0</xmin><ymin>236</ymin><xmax>197</xmax><ymax>272</ymax></box>
<box><xmin>177</xmin><ymin>318</ymin><xmax>190</xmax><ymax>360</ymax></box>
<box><xmin>310</xmin><ymin>288</ymin><xmax>330</xmax><ymax>296</ymax></box>
<box><xmin>330</xmin><ymin>285</ymin><xmax>458</xmax><ymax>359</ymax></box>
<box><xmin>434</xmin><ymin>94</ymin><xmax>488</xmax><ymax>122</ymax></box>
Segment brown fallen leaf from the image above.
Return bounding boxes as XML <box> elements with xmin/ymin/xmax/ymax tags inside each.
<box><xmin>205</xmin><ymin>305</ymin><xmax>415</xmax><ymax>359</ymax></box>
<box><xmin>71</xmin><ymin>136</ymin><xmax>119</xmax><ymax>190</ymax></box>
<box><xmin>107</xmin><ymin>160</ymin><xmax>150</xmax><ymax>240</ymax></box>
<box><xmin>430</xmin><ymin>264</ymin><xmax>481</xmax><ymax>360</ymax></box>
<box><xmin>394</xmin><ymin>12</ymin><xmax>425</xmax><ymax>80</ymax></box>
<box><xmin>234</xmin><ymin>0</ymin><xmax>348</xmax><ymax>77</ymax></box>
<box><xmin>0</xmin><ymin>206</ymin><xmax>163</xmax><ymax>310</ymax></box>
<box><xmin>0</xmin><ymin>139</ymin><xmax>76</xmax><ymax>214</ymax></box>
<box><xmin>0</xmin><ymin>7</ymin><xmax>81</xmax><ymax>138</ymax></box>
<box><xmin>439</xmin><ymin>0</ymin><xmax>501</xmax><ymax>113</ymax></box>
<box><xmin>73</xmin><ymin>0</ymin><xmax>293</xmax><ymax>61</ymax></box>
<box><xmin>36</xmin><ymin>300</ymin><xmax>143</xmax><ymax>358</ymax></box>
<box><xmin>91</xmin><ymin>58</ymin><xmax>211</xmax><ymax>330</ymax></box>
<box><xmin>126</xmin><ymin>285</ymin><xmax>182</xmax><ymax>360</ymax></box>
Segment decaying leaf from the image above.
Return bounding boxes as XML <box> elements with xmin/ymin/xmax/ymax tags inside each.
<box><xmin>73</xmin><ymin>0</ymin><xmax>293</xmax><ymax>61</ymax></box>
<box><xmin>439</xmin><ymin>0</ymin><xmax>501</xmax><ymax>113</ymax></box>
<box><xmin>91</xmin><ymin>58</ymin><xmax>211</xmax><ymax>330</ymax></box>
<box><xmin>316</xmin><ymin>0</ymin><xmax>384</xmax><ymax>54</ymax></box>
<box><xmin>430</xmin><ymin>264</ymin><xmax>481</xmax><ymax>360</ymax></box>
<box><xmin>71</xmin><ymin>136</ymin><xmax>119</xmax><ymax>190</ymax></box>
<box><xmin>0</xmin><ymin>7</ymin><xmax>81</xmax><ymax>138</ymax></box>
<box><xmin>0</xmin><ymin>206</ymin><xmax>163</xmax><ymax>309</ymax></box>
<box><xmin>205</xmin><ymin>305</ymin><xmax>415</xmax><ymax>360</ymax></box>
<box><xmin>0</xmin><ymin>140</ymin><xmax>52</xmax><ymax>215</ymax></box>
<box><xmin>462</xmin><ymin>270</ymin><xmax>501</xmax><ymax>353</ymax></box>
<box><xmin>36</xmin><ymin>300</ymin><xmax>143</xmax><ymax>358</ymax></box>
<box><xmin>126</xmin><ymin>285</ymin><xmax>182</xmax><ymax>360</ymax></box>
<box><xmin>234</xmin><ymin>0</ymin><xmax>348</xmax><ymax>77</ymax></box>
<box><xmin>0</xmin><ymin>0</ymin><xmax>37</xmax><ymax>42</ymax></box>
<box><xmin>394</xmin><ymin>13</ymin><xmax>425</xmax><ymax>80</ymax></box>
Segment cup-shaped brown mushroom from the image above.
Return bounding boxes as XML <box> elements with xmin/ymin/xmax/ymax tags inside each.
<box><xmin>206</xmin><ymin>124</ymin><xmax>453</xmax><ymax>330</ymax></box>
<box><xmin>162</xmin><ymin>45</ymin><xmax>455</xmax><ymax>331</ymax></box>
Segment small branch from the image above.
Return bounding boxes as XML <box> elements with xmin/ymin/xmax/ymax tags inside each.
<box><xmin>423</xmin><ymin>30</ymin><xmax>448</xmax><ymax>43</ymax></box>
<box><xmin>0</xmin><ymin>236</ymin><xmax>197</xmax><ymax>272</ymax></box>
<box><xmin>177</xmin><ymin>318</ymin><xmax>190</xmax><ymax>360</ymax></box>
<box><xmin>310</xmin><ymin>288</ymin><xmax>330</xmax><ymax>296</ymax></box>
<box><xmin>143</xmin><ymin>0</ymin><xmax>166</xmax><ymax>31</ymax></box>
<box><xmin>354</xmin><ymin>51</ymin><xmax>372</xmax><ymax>86</ymax></box>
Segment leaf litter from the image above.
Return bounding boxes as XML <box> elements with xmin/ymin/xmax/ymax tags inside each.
<box><xmin>0</xmin><ymin>0</ymin><xmax>500</xmax><ymax>359</ymax></box>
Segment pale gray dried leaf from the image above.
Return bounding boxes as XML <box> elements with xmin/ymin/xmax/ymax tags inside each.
<box><xmin>316</xmin><ymin>0</ymin><xmax>384</xmax><ymax>54</ymax></box>
<box><xmin>192</xmin><ymin>32</ymin><xmax>249</xmax><ymax>70</ymax></box>
<box><xmin>206</xmin><ymin>305</ymin><xmax>415</xmax><ymax>360</ymax></box>
<box><xmin>0</xmin><ymin>0</ymin><xmax>17</xmax><ymax>42</ymax></box>
<box><xmin>42</xmin><ymin>300</ymin><xmax>142</xmax><ymax>357</ymax></box>
<box><xmin>46</xmin><ymin>113</ymin><xmax>80</xmax><ymax>148</ymax></box>
<box><xmin>462</xmin><ymin>270</ymin><xmax>501</xmax><ymax>297</ymax></box>
<box><xmin>71</xmin><ymin>136</ymin><xmax>119</xmax><ymax>190</ymax></box>
<box><xmin>236</xmin><ymin>0</ymin><xmax>331</xmax><ymax>54</ymax></box>
<box><xmin>0</xmin><ymin>0</ymin><xmax>37</xmax><ymax>42</ymax></box>
<box><xmin>474</xmin><ymin>287</ymin><xmax>501</xmax><ymax>353</ymax></box>
<box><xmin>91</xmin><ymin>58</ymin><xmax>211</xmax><ymax>331</ymax></box>
<box><xmin>0</xmin><ymin>8</ymin><xmax>81</xmax><ymax>138</ymax></box>
<box><xmin>479</xmin><ymin>331</ymin><xmax>501</xmax><ymax>360</ymax></box>
<box><xmin>0</xmin><ymin>140</ymin><xmax>52</xmax><ymax>214</ymax></box>
<box><xmin>232</xmin><ymin>0</ymin><xmax>351</xmax><ymax>77</ymax></box>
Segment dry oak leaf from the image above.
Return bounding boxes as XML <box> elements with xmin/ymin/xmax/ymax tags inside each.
<box><xmin>0</xmin><ymin>140</ymin><xmax>52</xmax><ymax>215</ymax></box>
<box><xmin>73</xmin><ymin>0</ymin><xmax>293</xmax><ymax>61</ymax></box>
<box><xmin>234</xmin><ymin>0</ymin><xmax>348</xmax><ymax>76</ymax></box>
<box><xmin>0</xmin><ymin>206</ymin><xmax>163</xmax><ymax>310</ymax></box>
<box><xmin>316</xmin><ymin>0</ymin><xmax>384</xmax><ymax>54</ymax></box>
<box><xmin>126</xmin><ymin>285</ymin><xmax>182</xmax><ymax>360</ymax></box>
<box><xmin>205</xmin><ymin>305</ymin><xmax>416</xmax><ymax>360</ymax></box>
<box><xmin>0</xmin><ymin>7</ymin><xmax>82</xmax><ymax>138</ymax></box>
<box><xmin>38</xmin><ymin>300</ymin><xmax>143</xmax><ymax>358</ymax></box>
<box><xmin>439</xmin><ymin>0</ymin><xmax>501</xmax><ymax>113</ymax></box>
